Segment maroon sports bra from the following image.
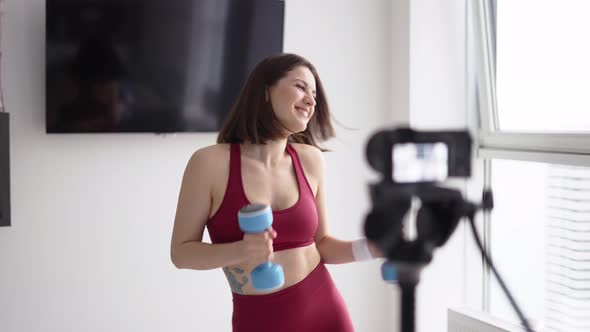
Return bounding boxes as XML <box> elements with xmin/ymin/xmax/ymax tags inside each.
<box><xmin>206</xmin><ymin>143</ymin><xmax>318</xmax><ymax>251</ymax></box>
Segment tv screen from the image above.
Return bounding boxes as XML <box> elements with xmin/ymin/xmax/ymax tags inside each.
<box><xmin>46</xmin><ymin>0</ymin><xmax>284</xmax><ymax>133</ymax></box>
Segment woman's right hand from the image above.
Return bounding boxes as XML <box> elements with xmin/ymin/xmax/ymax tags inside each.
<box><xmin>240</xmin><ymin>227</ymin><xmax>277</xmax><ymax>265</ymax></box>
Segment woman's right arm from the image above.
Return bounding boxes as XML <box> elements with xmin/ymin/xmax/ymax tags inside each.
<box><xmin>170</xmin><ymin>148</ymin><xmax>274</xmax><ymax>270</ymax></box>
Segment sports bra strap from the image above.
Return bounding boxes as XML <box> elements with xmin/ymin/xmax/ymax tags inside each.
<box><xmin>286</xmin><ymin>144</ymin><xmax>315</xmax><ymax>197</ymax></box>
<box><xmin>229</xmin><ymin>143</ymin><xmax>243</xmax><ymax>194</ymax></box>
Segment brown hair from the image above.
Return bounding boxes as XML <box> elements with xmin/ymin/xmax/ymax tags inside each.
<box><xmin>217</xmin><ymin>53</ymin><xmax>334</xmax><ymax>151</ymax></box>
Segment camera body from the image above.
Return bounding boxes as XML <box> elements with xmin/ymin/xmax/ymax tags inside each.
<box><xmin>366</xmin><ymin>127</ymin><xmax>472</xmax><ymax>184</ymax></box>
<box><xmin>364</xmin><ymin>127</ymin><xmax>473</xmax><ymax>264</ymax></box>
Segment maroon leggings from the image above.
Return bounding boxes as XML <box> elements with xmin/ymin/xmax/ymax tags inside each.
<box><xmin>231</xmin><ymin>263</ymin><xmax>354</xmax><ymax>332</ymax></box>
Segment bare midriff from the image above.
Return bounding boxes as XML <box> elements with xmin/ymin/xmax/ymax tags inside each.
<box><xmin>222</xmin><ymin>243</ymin><xmax>321</xmax><ymax>295</ymax></box>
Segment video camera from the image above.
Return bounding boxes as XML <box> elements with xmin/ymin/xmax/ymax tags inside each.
<box><xmin>363</xmin><ymin>127</ymin><xmax>534</xmax><ymax>332</ymax></box>
<box><xmin>364</xmin><ymin>128</ymin><xmax>474</xmax><ymax>265</ymax></box>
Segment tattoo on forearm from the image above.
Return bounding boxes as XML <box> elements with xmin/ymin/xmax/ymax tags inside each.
<box><xmin>223</xmin><ymin>267</ymin><xmax>248</xmax><ymax>294</ymax></box>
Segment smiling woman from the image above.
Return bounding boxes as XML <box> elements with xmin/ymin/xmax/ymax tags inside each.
<box><xmin>267</xmin><ymin>66</ymin><xmax>317</xmax><ymax>134</ymax></box>
<box><xmin>170</xmin><ymin>53</ymin><xmax>384</xmax><ymax>332</ymax></box>
<box><xmin>217</xmin><ymin>53</ymin><xmax>333</xmax><ymax>150</ymax></box>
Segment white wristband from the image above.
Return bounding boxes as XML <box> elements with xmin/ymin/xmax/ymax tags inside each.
<box><xmin>352</xmin><ymin>239</ymin><xmax>373</xmax><ymax>261</ymax></box>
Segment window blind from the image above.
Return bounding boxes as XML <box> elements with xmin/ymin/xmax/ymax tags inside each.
<box><xmin>545</xmin><ymin>165</ymin><xmax>590</xmax><ymax>332</ymax></box>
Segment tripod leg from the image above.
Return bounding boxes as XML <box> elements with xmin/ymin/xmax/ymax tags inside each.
<box><xmin>400</xmin><ymin>282</ymin><xmax>416</xmax><ymax>332</ymax></box>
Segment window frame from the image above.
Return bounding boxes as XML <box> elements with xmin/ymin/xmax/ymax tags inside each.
<box><xmin>471</xmin><ymin>0</ymin><xmax>590</xmax><ymax>316</ymax></box>
<box><xmin>474</xmin><ymin>0</ymin><xmax>590</xmax><ymax>167</ymax></box>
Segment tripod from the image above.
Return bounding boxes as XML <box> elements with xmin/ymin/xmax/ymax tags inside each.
<box><xmin>367</xmin><ymin>186</ymin><xmax>535</xmax><ymax>332</ymax></box>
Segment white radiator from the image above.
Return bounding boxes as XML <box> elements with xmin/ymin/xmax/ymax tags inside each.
<box><xmin>448</xmin><ymin>307</ymin><xmax>528</xmax><ymax>332</ymax></box>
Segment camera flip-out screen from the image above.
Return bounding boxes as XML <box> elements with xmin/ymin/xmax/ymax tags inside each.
<box><xmin>392</xmin><ymin>142</ymin><xmax>448</xmax><ymax>183</ymax></box>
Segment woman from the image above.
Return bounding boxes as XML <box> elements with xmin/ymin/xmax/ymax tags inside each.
<box><xmin>170</xmin><ymin>53</ymin><xmax>382</xmax><ymax>332</ymax></box>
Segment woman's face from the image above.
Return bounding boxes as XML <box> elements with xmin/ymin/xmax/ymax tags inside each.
<box><xmin>267</xmin><ymin>65</ymin><xmax>317</xmax><ymax>135</ymax></box>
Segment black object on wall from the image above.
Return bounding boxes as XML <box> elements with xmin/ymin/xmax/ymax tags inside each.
<box><xmin>0</xmin><ymin>112</ymin><xmax>9</xmax><ymax>227</ymax></box>
<box><xmin>46</xmin><ymin>0</ymin><xmax>285</xmax><ymax>134</ymax></box>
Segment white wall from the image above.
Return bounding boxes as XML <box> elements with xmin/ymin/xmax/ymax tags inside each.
<box><xmin>284</xmin><ymin>1</ymin><xmax>396</xmax><ymax>331</ymax></box>
<box><xmin>0</xmin><ymin>0</ymin><xmax>396</xmax><ymax>332</ymax></box>
<box><xmin>408</xmin><ymin>1</ymin><xmax>481</xmax><ymax>332</ymax></box>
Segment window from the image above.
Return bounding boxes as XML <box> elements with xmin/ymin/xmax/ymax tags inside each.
<box><xmin>496</xmin><ymin>1</ymin><xmax>590</xmax><ymax>133</ymax></box>
<box><xmin>473</xmin><ymin>1</ymin><xmax>590</xmax><ymax>331</ymax></box>
<box><xmin>489</xmin><ymin>160</ymin><xmax>590</xmax><ymax>331</ymax></box>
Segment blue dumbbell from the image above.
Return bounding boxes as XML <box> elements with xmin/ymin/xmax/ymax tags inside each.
<box><xmin>381</xmin><ymin>261</ymin><xmax>398</xmax><ymax>284</ymax></box>
<box><xmin>238</xmin><ymin>204</ymin><xmax>285</xmax><ymax>291</ymax></box>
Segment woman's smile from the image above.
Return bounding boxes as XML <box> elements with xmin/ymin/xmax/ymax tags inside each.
<box><xmin>294</xmin><ymin>105</ymin><xmax>311</xmax><ymax>119</ymax></box>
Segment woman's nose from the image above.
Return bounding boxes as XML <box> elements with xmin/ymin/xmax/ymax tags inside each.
<box><xmin>304</xmin><ymin>94</ymin><xmax>316</xmax><ymax>106</ymax></box>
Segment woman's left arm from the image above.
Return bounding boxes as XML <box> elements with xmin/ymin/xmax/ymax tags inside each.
<box><xmin>304</xmin><ymin>146</ymin><xmax>383</xmax><ymax>264</ymax></box>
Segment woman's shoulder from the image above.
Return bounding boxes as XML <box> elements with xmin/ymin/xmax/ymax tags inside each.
<box><xmin>290</xmin><ymin>143</ymin><xmax>325</xmax><ymax>177</ymax></box>
<box><xmin>290</xmin><ymin>142</ymin><xmax>322</xmax><ymax>158</ymax></box>
<box><xmin>186</xmin><ymin>143</ymin><xmax>231</xmax><ymax>174</ymax></box>
<box><xmin>192</xmin><ymin>143</ymin><xmax>231</xmax><ymax>158</ymax></box>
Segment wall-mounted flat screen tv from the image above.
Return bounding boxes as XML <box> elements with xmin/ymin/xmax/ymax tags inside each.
<box><xmin>46</xmin><ymin>0</ymin><xmax>284</xmax><ymax>133</ymax></box>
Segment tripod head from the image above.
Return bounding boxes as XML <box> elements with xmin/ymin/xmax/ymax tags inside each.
<box><xmin>363</xmin><ymin>127</ymin><xmax>474</xmax><ymax>265</ymax></box>
<box><xmin>365</xmin><ymin>183</ymin><xmax>470</xmax><ymax>265</ymax></box>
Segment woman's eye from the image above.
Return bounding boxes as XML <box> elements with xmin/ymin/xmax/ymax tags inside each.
<box><xmin>296</xmin><ymin>85</ymin><xmax>305</xmax><ymax>91</ymax></box>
